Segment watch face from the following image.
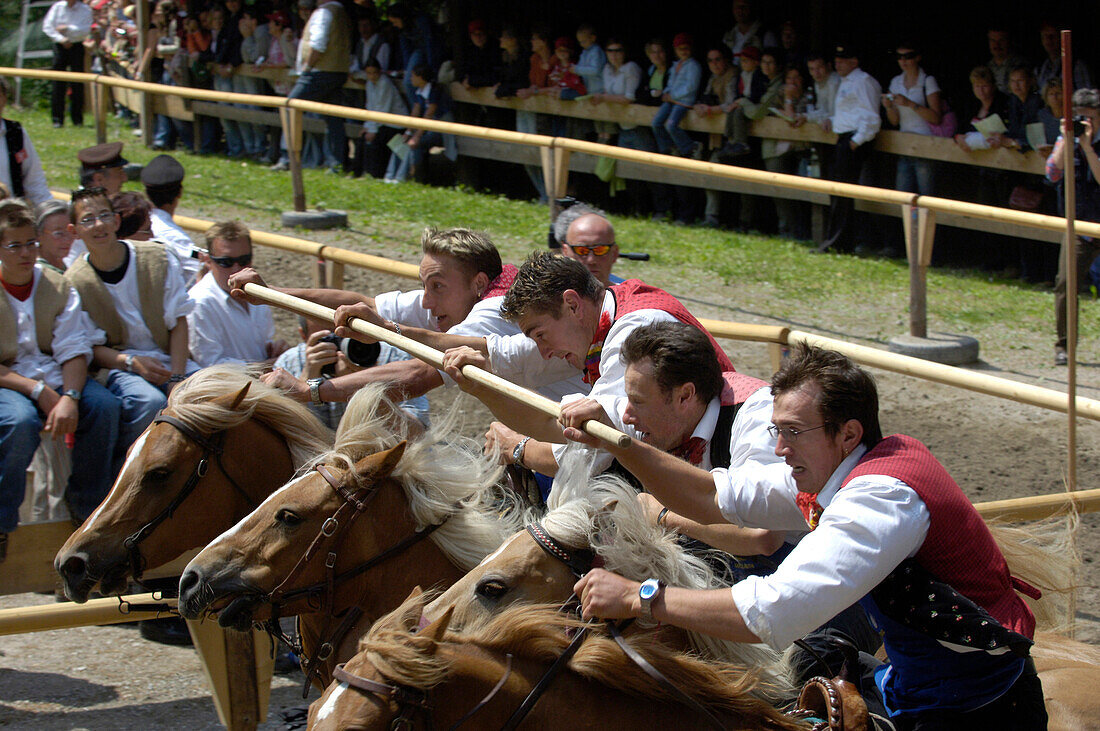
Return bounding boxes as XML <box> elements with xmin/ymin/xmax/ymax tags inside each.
<box><xmin>639</xmin><ymin>582</ymin><xmax>658</xmax><ymax>600</ymax></box>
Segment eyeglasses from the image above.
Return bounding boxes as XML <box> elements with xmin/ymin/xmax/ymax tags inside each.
<box><xmin>210</xmin><ymin>253</ymin><xmax>253</xmax><ymax>268</ymax></box>
<box><xmin>766</xmin><ymin>423</ymin><xmax>827</xmax><ymax>442</ymax></box>
<box><xmin>76</xmin><ymin>211</ymin><xmax>116</xmax><ymax>227</ymax></box>
<box><xmin>606</xmin><ymin>47</ymin><xmax>624</xmax><ymax>53</ymax></box>
<box><xmin>896</xmin><ymin>51</ymin><xmax>919</xmax><ymax>60</ymax></box>
<box><xmin>567</xmin><ymin>244</ymin><xmax>613</xmax><ymax>256</ymax></box>
<box><xmin>2</xmin><ymin>240</ymin><xmax>39</xmax><ymax>252</ymax></box>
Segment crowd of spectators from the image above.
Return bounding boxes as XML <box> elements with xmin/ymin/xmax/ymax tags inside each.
<box><xmin>40</xmin><ymin>1</ymin><xmax>1099</xmax><ymax>278</ymax></box>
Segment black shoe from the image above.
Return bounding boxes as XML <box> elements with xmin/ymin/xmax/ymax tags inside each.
<box><xmin>139</xmin><ymin>617</ymin><xmax>194</xmax><ymax>646</ymax></box>
<box><xmin>716</xmin><ymin>142</ymin><xmax>751</xmax><ymax>161</ymax></box>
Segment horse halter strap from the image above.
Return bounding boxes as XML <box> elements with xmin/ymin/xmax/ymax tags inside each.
<box><xmin>525</xmin><ymin>522</ymin><xmax>595</xmax><ymax>578</ymax></box>
<box><xmin>123</xmin><ymin>414</ymin><xmax>253</xmax><ymax>583</ymax></box>
<box><xmin>333</xmin><ymin>655</ymin><xmax>514</xmax><ymax>731</ymax></box>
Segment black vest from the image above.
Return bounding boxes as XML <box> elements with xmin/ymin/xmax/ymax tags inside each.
<box><xmin>4</xmin><ymin>120</ymin><xmax>25</xmax><ymax>198</ymax></box>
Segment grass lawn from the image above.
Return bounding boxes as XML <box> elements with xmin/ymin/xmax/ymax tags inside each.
<box><xmin>18</xmin><ymin>105</ymin><xmax>1098</xmax><ymax>379</ymax></box>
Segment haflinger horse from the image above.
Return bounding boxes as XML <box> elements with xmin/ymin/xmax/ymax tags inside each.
<box><xmin>426</xmin><ymin>474</ymin><xmax>799</xmax><ymax>706</ymax></box>
<box><xmin>54</xmin><ymin>365</ymin><xmax>334</xmax><ymax>602</ymax></box>
<box><xmin>177</xmin><ymin>386</ymin><xmax>526</xmax><ymax>690</ymax></box>
<box><xmin>309</xmin><ymin>590</ymin><xmax>810</xmax><ymax>731</ymax></box>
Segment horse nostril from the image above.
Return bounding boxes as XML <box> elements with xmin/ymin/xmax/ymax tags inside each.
<box><xmin>59</xmin><ymin>553</ymin><xmax>88</xmax><ymax>582</ymax></box>
<box><xmin>178</xmin><ymin>569</ymin><xmax>202</xmax><ymax>600</ymax></box>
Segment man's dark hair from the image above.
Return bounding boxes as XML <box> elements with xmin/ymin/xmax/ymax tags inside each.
<box><xmin>708</xmin><ymin>45</ymin><xmax>731</xmax><ymax>61</ymax></box>
<box><xmin>111</xmin><ymin>191</ymin><xmax>152</xmax><ymax>239</ymax></box>
<box><xmin>771</xmin><ymin>344</ymin><xmax>883</xmax><ymax>448</ymax></box>
<box><xmin>500</xmin><ymin>251</ymin><xmax>603</xmax><ymax>322</ymax></box>
<box><xmin>577</xmin><ymin>22</ymin><xmax>597</xmax><ymax>37</ymax></box>
<box><xmin>145</xmin><ymin>182</ymin><xmax>182</xmax><ymax>209</ymax></box>
<box><xmin>364</xmin><ymin>57</ymin><xmax>382</xmax><ymax>71</ymax></box>
<box><xmin>806</xmin><ymin>50</ymin><xmax>830</xmax><ymax>65</ymax></box>
<box><xmin>621</xmin><ymin>322</ymin><xmax>723</xmax><ymax>404</ymax></box>
<box><xmin>1073</xmin><ymin>88</ymin><xmax>1100</xmax><ymax>109</ymax></box>
<box><xmin>70</xmin><ymin>186</ymin><xmax>114</xmax><ymax>223</ymax></box>
<box><xmin>411</xmin><ymin>64</ymin><xmax>434</xmax><ymax>83</ymax></box>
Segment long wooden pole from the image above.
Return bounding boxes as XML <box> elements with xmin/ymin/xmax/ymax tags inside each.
<box><xmin>243</xmin><ymin>284</ymin><xmax>631</xmax><ymax>448</ymax></box>
<box><xmin>0</xmin><ymin>593</ymin><xmax>176</xmax><ymax>635</ymax></box>
<box><xmin>974</xmin><ymin>487</ymin><xmax>1100</xmax><ymax>522</ymax></box>
<box><xmin>1061</xmin><ymin>30</ymin><xmax>1079</xmax><ymax>495</ymax></box>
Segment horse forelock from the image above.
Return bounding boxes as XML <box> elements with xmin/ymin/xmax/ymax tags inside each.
<box><xmin>357</xmin><ymin>596</ymin><xmax>804</xmax><ymax>729</ymax></box>
<box><xmin>167</xmin><ymin>364</ymin><xmax>333</xmax><ymax>468</ymax></box>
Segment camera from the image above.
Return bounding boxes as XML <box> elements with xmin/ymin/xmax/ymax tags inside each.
<box><xmin>1073</xmin><ymin>114</ymin><xmax>1088</xmax><ymax>138</ymax></box>
<box><xmin>317</xmin><ymin>335</ymin><xmax>382</xmax><ymax>370</ymax></box>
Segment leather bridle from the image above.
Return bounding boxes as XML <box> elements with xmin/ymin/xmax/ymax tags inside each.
<box><xmin>259</xmin><ymin>463</ymin><xmax>449</xmax><ymax>696</ymax></box>
<box><xmin>122</xmin><ymin>413</ymin><xmax>255</xmax><ymax>586</ymax></box>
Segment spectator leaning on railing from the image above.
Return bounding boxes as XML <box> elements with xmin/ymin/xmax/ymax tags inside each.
<box><xmin>291</xmin><ymin>0</ymin><xmax>353</xmax><ymax>173</ymax></box>
<box><xmin>651</xmin><ymin>33</ymin><xmax>702</xmax><ymax>159</ymax></box>
<box><xmin>356</xmin><ymin>57</ymin><xmax>409</xmax><ymax>180</ymax></box>
<box><xmin>985</xmin><ymin>26</ymin><xmax>1025</xmax><ymax>96</ymax></box>
<box><xmin>1034</xmin><ymin>20</ymin><xmax>1090</xmax><ymax>97</ymax></box>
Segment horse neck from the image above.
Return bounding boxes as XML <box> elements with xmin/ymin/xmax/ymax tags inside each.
<box><xmin>223</xmin><ymin>417</ymin><xmax>296</xmax><ymax>512</ymax></box>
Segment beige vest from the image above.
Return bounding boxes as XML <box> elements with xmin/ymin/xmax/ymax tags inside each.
<box><xmin>301</xmin><ymin>2</ymin><xmax>351</xmax><ymax>73</ymax></box>
<box><xmin>0</xmin><ymin>267</ymin><xmax>70</xmax><ymax>366</ymax></box>
<box><xmin>65</xmin><ymin>241</ymin><xmax>170</xmax><ymax>353</ymax></box>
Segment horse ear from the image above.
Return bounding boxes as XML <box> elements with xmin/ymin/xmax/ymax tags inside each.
<box><xmin>405</xmin><ymin>586</ymin><xmax>424</xmax><ymax>602</ymax></box>
<box><xmin>419</xmin><ymin>605</ymin><xmax>453</xmax><ymax>645</ymax></box>
<box><xmin>352</xmin><ymin>441</ymin><xmax>407</xmax><ymax>481</ymax></box>
<box><xmin>210</xmin><ymin>382</ymin><xmax>252</xmax><ymax>410</ymax></box>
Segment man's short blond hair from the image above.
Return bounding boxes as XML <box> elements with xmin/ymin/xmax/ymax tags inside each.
<box><xmin>204</xmin><ymin>220</ymin><xmax>251</xmax><ymax>250</ymax></box>
<box><xmin>0</xmin><ymin>199</ymin><xmax>35</xmax><ymax>240</ymax></box>
<box><xmin>420</xmin><ymin>227</ymin><xmax>502</xmax><ymax>281</ymax></box>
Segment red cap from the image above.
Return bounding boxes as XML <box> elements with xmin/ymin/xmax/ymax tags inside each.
<box><xmin>672</xmin><ymin>32</ymin><xmax>692</xmax><ymax>48</ymax></box>
<box><xmin>266</xmin><ymin>10</ymin><xmax>291</xmax><ymax>26</ymax></box>
<box><xmin>467</xmin><ymin>19</ymin><xmax>485</xmax><ymax>34</ymax></box>
<box><xmin>554</xmin><ymin>36</ymin><xmax>574</xmax><ymax>51</ymax></box>
<box><xmin>736</xmin><ymin>46</ymin><xmax>761</xmax><ymax>61</ymax></box>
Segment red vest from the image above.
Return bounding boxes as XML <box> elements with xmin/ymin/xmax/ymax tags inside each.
<box><xmin>608</xmin><ymin>280</ymin><xmax>735</xmax><ymax>372</ymax></box>
<box><xmin>720</xmin><ymin>370</ymin><xmax>767</xmax><ymax>406</ymax></box>
<box><xmin>481</xmin><ymin>264</ymin><xmax>518</xmax><ymax>301</ymax></box>
<box><xmin>842</xmin><ymin>435</ymin><xmax>1035</xmax><ymax>638</ymax></box>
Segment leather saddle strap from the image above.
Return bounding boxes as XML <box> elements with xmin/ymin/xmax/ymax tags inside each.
<box><xmin>607</xmin><ymin>621</ymin><xmax>727</xmax><ymax>731</ymax></box>
<box><xmin>446</xmin><ymin>653</ymin><xmax>513</xmax><ymax>731</ymax></box>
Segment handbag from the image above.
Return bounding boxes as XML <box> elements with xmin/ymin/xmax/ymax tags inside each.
<box><xmin>924</xmin><ymin>76</ymin><xmax>957</xmax><ymax>138</ymax></box>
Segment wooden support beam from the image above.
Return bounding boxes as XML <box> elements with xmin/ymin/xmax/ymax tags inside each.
<box><xmin>278</xmin><ymin>106</ymin><xmax>306</xmax><ymax>212</ymax></box>
<box><xmin>901</xmin><ymin>205</ymin><xmax>936</xmax><ymax>339</ymax></box>
<box><xmin>92</xmin><ymin>81</ymin><xmax>109</xmax><ymax>144</ymax></box>
<box><xmin>0</xmin><ymin>592</ymin><xmax>177</xmax><ymax>635</ymax></box>
<box><xmin>187</xmin><ymin>619</ymin><xmax>274</xmax><ymax>730</ymax></box>
<box><xmin>327</xmin><ymin>261</ymin><xmax>345</xmax><ymax>290</ymax></box>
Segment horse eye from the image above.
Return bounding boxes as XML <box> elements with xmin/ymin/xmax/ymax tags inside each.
<box><xmin>475</xmin><ymin>579</ymin><xmax>508</xmax><ymax>600</ymax></box>
<box><xmin>274</xmin><ymin>508</ymin><xmax>304</xmax><ymax>527</ymax></box>
<box><xmin>144</xmin><ymin>468</ymin><xmax>171</xmax><ymax>484</ymax></box>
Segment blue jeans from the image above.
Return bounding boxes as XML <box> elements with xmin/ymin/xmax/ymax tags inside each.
<box><xmin>214</xmin><ymin>76</ymin><xmax>244</xmax><ymax>157</ymax></box>
<box><xmin>651</xmin><ymin>102</ymin><xmax>693</xmax><ymax>155</ymax></box>
<box><xmin>895</xmin><ymin>155</ymin><xmax>935</xmax><ymax>195</ymax></box>
<box><xmin>105</xmin><ymin>370</ymin><xmax>168</xmax><ymax>477</ymax></box>
<box><xmin>0</xmin><ymin>381</ymin><xmax>121</xmax><ymax>532</ymax></box>
<box><xmin>288</xmin><ymin>71</ymin><xmax>348</xmax><ymax>169</ymax></box>
<box><xmin>153</xmin><ymin>71</ymin><xmax>194</xmax><ymax>150</ymax></box>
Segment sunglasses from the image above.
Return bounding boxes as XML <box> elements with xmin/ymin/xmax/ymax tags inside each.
<box><xmin>896</xmin><ymin>51</ymin><xmax>919</xmax><ymax>60</ymax></box>
<box><xmin>568</xmin><ymin>244</ymin><xmax>613</xmax><ymax>256</ymax></box>
<box><xmin>210</xmin><ymin>253</ymin><xmax>253</xmax><ymax>268</ymax></box>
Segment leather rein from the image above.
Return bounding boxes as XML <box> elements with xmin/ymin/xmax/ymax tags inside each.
<box><xmin>258</xmin><ymin>463</ymin><xmax>449</xmax><ymax>697</ymax></box>
<box><xmin>123</xmin><ymin>413</ymin><xmax>255</xmax><ymax>587</ymax></box>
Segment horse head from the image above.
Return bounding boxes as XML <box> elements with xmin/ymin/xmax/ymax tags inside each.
<box><xmin>54</xmin><ymin>377</ymin><xmax>303</xmax><ymax>603</ymax></box>
<box><xmin>177</xmin><ymin>442</ymin><xmax>410</xmax><ymax>630</ymax></box>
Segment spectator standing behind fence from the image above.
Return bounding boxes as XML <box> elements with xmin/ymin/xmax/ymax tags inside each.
<box><xmin>1038</xmin><ymin>80</ymin><xmax>1063</xmax><ymax>152</ymax></box>
<box><xmin>349</xmin><ymin>10</ymin><xmax>391</xmax><ymax>77</ymax></box>
<box><xmin>459</xmin><ymin>20</ymin><xmax>498</xmax><ymax>89</ymax></box>
<box><xmin>0</xmin><ymin>79</ymin><xmax>52</xmax><ymax>207</ymax></box>
<box><xmin>635</xmin><ymin>39</ymin><xmax>676</xmax><ymax>220</ymax></box>
<box><xmin>356</xmin><ymin>58</ymin><xmax>408</xmax><ymax>180</ymax></box>
<box><xmin>805</xmin><ymin>53</ymin><xmax>839</xmax><ymax>128</ymax></box>
<box><xmin>291</xmin><ymin>0</ymin><xmax>352</xmax><ymax>174</ymax></box>
<box><xmin>0</xmin><ymin>199</ymin><xmax>120</xmax><ymax>563</ymax></box>
<box><xmin>1004</xmin><ymin>66</ymin><xmax>1042</xmax><ymax>151</ymax></box>
<box><xmin>717</xmin><ymin>45</ymin><xmax>770</xmax><ymax>159</ymax></box>
<box><xmin>882</xmin><ymin>43</ymin><xmax>943</xmax><ymax>194</ymax></box>
<box><xmin>1034</xmin><ymin>20</ymin><xmax>1090</xmax><ymax>96</ymax></box>
<box><xmin>388</xmin><ymin>3</ymin><xmax>442</xmax><ymax>105</ymax></box>
<box><xmin>209</xmin><ymin>4</ymin><xmax>244</xmax><ymax>158</ymax></box>
<box><xmin>1047</xmin><ymin>88</ymin><xmax>1100</xmax><ymax>366</ymax></box>
<box><xmin>187</xmin><ymin>221</ymin><xmax>288</xmax><ymax>368</ymax></box>
<box><xmin>43</xmin><ymin>0</ymin><xmax>93</xmax><ymax>129</ymax></box>
<box><xmin>817</xmin><ymin>43</ymin><xmax>881</xmax><ymax>254</ymax></box>
<box><xmin>651</xmin><ymin>33</ymin><xmax>702</xmax><ymax>159</ymax></box>
<box><xmin>986</xmin><ymin>27</ymin><xmax>1025</xmax><ymax>96</ymax></box>
<box><xmin>574</xmin><ymin>23</ymin><xmax>613</xmax><ymax>142</ymax></box>
<box><xmin>259</xmin><ymin>10</ymin><xmax>298</xmax><ymax>168</ymax></box>
<box><xmin>722</xmin><ymin>0</ymin><xmax>775</xmax><ymax>69</ymax></box>
<box><xmin>763</xmin><ymin>65</ymin><xmax>812</xmax><ymax>239</ymax></box>
<box><xmin>694</xmin><ymin>45</ymin><xmax>735</xmax><ymax>211</ymax></box>
<box><xmin>235</xmin><ymin>7</ymin><xmax>270</xmax><ymax>161</ymax></box>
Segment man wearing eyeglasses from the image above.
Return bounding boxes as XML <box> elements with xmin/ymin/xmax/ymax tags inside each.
<box><xmin>187</xmin><ymin>221</ymin><xmax>288</xmax><ymax>368</ymax></box>
<box><xmin>64</xmin><ymin>187</ymin><xmax>197</xmax><ymax>475</ymax></box>
<box><xmin>560</xmin><ymin>212</ymin><xmax>619</xmax><ymax>287</ymax></box>
<box><xmin>141</xmin><ymin>154</ymin><xmax>203</xmax><ymax>282</ymax></box>
<box><xmin>564</xmin><ymin>345</ymin><xmax>1046</xmax><ymax>728</ymax></box>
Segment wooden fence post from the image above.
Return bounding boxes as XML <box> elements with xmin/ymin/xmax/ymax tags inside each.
<box><xmin>902</xmin><ymin>204</ymin><xmax>936</xmax><ymax>339</ymax></box>
<box><xmin>552</xmin><ymin>146</ymin><xmax>571</xmax><ymax>201</ymax></box>
<box><xmin>327</xmin><ymin>261</ymin><xmax>346</xmax><ymax>290</ymax></box>
<box><xmin>187</xmin><ymin>620</ymin><xmax>274</xmax><ymax>731</ymax></box>
<box><xmin>279</xmin><ymin>106</ymin><xmax>307</xmax><ymax>212</ymax></box>
<box><xmin>92</xmin><ymin>81</ymin><xmax>110</xmax><ymax>144</ymax></box>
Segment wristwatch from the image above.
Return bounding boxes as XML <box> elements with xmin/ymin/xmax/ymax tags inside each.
<box><xmin>511</xmin><ymin>436</ymin><xmax>532</xmax><ymax>468</ymax></box>
<box><xmin>638</xmin><ymin>578</ymin><xmax>664</xmax><ymax>622</ymax></box>
<box><xmin>307</xmin><ymin>377</ymin><xmax>325</xmax><ymax>404</ymax></box>
<box><xmin>62</xmin><ymin>389</ymin><xmax>82</xmax><ymax>402</ymax></box>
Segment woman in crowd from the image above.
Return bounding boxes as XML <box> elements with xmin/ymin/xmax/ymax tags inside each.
<box><xmin>1005</xmin><ymin>65</ymin><xmax>1043</xmax><ymax>151</ymax></box>
<box><xmin>882</xmin><ymin>42</ymin><xmax>943</xmax><ymax>196</ymax></box>
<box><xmin>1038</xmin><ymin>78</ymin><xmax>1063</xmax><ymax>151</ymax></box>
<box><xmin>494</xmin><ymin>26</ymin><xmax>530</xmax><ymax>99</ymax></box>
<box><xmin>651</xmin><ymin>32</ymin><xmax>702</xmax><ymax>158</ymax></box>
<box><xmin>34</xmin><ymin>201</ymin><xmax>75</xmax><ymax>273</ymax></box>
<box><xmin>763</xmin><ymin>65</ymin><xmax>812</xmax><ymax>238</ymax></box>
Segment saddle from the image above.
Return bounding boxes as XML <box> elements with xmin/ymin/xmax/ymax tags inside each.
<box><xmin>789</xmin><ymin>639</ymin><xmax>872</xmax><ymax>731</ymax></box>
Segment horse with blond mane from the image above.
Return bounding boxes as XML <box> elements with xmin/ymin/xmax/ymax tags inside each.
<box><xmin>55</xmin><ymin>365</ymin><xmax>333</xmax><ymax>602</ymax></box>
<box><xmin>310</xmin><ymin>591</ymin><xmax>811</xmax><ymax>731</ymax></box>
<box><xmin>178</xmin><ymin>387</ymin><xmax>525</xmax><ymax>689</ymax></box>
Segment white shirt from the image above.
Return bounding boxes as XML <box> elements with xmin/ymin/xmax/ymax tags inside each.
<box><xmin>0</xmin><ymin>120</ymin><xmax>52</xmax><ymax>205</ymax></box>
<box><xmin>148</xmin><ymin>208</ymin><xmax>203</xmax><ymax>280</ymax></box>
<box><xmin>889</xmin><ymin>70</ymin><xmax>939</xmax><ymax>136</ymax></box>
<box><xmin>720</xmin><ymin>445</ymin><xmax>931</xmax><ymax>650</ymax></box>
<box><xmin>304</xmin><ymin>2</ymin><xmax>342</xmax><ymax>54</ymax></box>
<box><xmin>722</xmin><ymin>21</ymin><xmax>777</xmax><ymax>65</ymax></box>
<box><xmin>602</xmin><ymin>62</ymin><xmax>643</xmax><ymax>130</ymax></box>
<box><xmin>186</xmin><ymin>271</ymin><xmax>276</xmax><ymax>367</ymax></box>
<box><xmin>807</xmin><ymin>72</ymin><xmax>840</xmax><ymax>126</ymax></box>
<box><xmin>831</xmin><ymin>67</ymin><xmax>882</xmax><ymax>146</ymax></box>
<box><xmin>42</xmin><ymin>0</ymin><xmax>93</xmax><ymax>43</ymax></box>
<box><xmin>376</xmin><ymin>288</ymin><xmax>587</xmax><ymax>400</ymax></box>
<box><xmin>86</xmin><ymin>240</ymin><xmax>196</xmax><ymax>368</ymax></box>
<box><xmin>4</xmin><ymin>265</ymin><xmax>104</xmax><ymax>389</ymax></box>
<box><xmin>362</xmin><ymin>74</ymin><xmax>408</xmax><ymax>133</ymax></box>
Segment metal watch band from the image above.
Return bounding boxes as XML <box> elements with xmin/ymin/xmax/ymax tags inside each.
<box><xmin>512</xmin><ymin>436</ymin><xmax>532</xmax><ymax>468</ymax></box>
<box><xmin>62</xmin><ymin>389</ymin><xmax>82</xmax><ymax>402</ymax></box>
<box><xmin>307</xmin><ymin>377</ymin><xmax>324</xmax><ymax>404</ymax></box>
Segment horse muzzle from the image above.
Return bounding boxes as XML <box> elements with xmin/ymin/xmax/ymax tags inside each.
<box><xmin>177</xmin><ymin>565</ymin><xmax>265</xmax><ymax>629</ymax></box>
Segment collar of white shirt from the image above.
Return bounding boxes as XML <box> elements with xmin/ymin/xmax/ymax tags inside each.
<box><xmin>815</xmin><ymin>443</ymin><xmax>869</xmax><ymax>509</ymax></box>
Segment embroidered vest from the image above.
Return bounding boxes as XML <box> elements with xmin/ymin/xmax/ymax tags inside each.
<box><xmin>0</xmin><ymin>267</ymin><xmax>70</xmax><ymax>366</ymax></box>
<box><xmin>841</xmin><ymin>434</ymin><xmax>1035</xmax><ymax>638</ymax></box>
<box><xmin>65</xmin><ymin>241</ymin><xmax>171</xmax><ymax>353</ymax></box>
<box><xmin>300</xmin><ymin>3</ymin><xmax>352</xmax><ymax>73</ymax></box>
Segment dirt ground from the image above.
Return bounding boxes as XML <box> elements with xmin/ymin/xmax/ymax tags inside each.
<box><xmin>2</xmin><ymin>205</ymin><xmax>1098</xmax><ymax>729</ymax></box>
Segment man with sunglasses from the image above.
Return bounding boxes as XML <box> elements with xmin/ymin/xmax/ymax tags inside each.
<box><xmin>141</xmin><ymin>154</ymin><xmax>203</xmax><ymax>281</ymax></box>
<box><xmin>187</xmin><ymin>221</ymin><xmax>288</xmax><ymax>368</ymax></box>
<box><xmin>559</xmin><ymin>211</ymin><xmax>619</xmax><ymax>286</ymax></box>
<box><xmin>564</xmin><ymin>345</ymin><xmax>1046</xmax><ymax>729</ymax></box>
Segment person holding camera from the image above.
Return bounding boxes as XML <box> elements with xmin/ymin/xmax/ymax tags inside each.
<box><xmin>187</xmin><ymin>221</ymin><xmax>288</xmax><ymax>368</ymax></box>
<box><xmin>1047</xmin><ymin>88</ymin><xmax>1100</xmax><ymax>366</ymax></box>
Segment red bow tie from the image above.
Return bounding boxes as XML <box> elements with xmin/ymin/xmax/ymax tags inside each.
<box><xmin>796</xmin><ymin>491</ymin><xmax>824</xmax><ymax>530</ymax></box>
<box><xmin>582</xmin><ymin>311</ymin><xmax>613</xmax><ymax>385</ymax></box>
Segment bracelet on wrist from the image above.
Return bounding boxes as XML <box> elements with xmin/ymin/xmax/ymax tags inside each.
<box><xmin>29</xmin><ymin>380</ymin><xmax>46</xmax><ymax>401</ymax></box>
<box><xmin>123</xmin><ymin>354</ymin><xmax>135</xmax><ymax>372</ymax></box>
<box><xmin>391</xmin><ymin>320</ymin><xmax>402</xmax><ymax>336</ymax></box>
<box><xmin>168</xmin><ymin>373</ymin><xmax>186</xmax><ymax>383</ymax></box>
<box><xmin>656</xmin><ymin>507</ymin><xmax>670</xmax><ymax>528</ymax></box>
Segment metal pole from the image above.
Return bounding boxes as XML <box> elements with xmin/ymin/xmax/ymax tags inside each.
<box><xmin>1060</xmin><ymin>29</ymin><xmax>1078</xmax><ymax>494</ymax></box>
